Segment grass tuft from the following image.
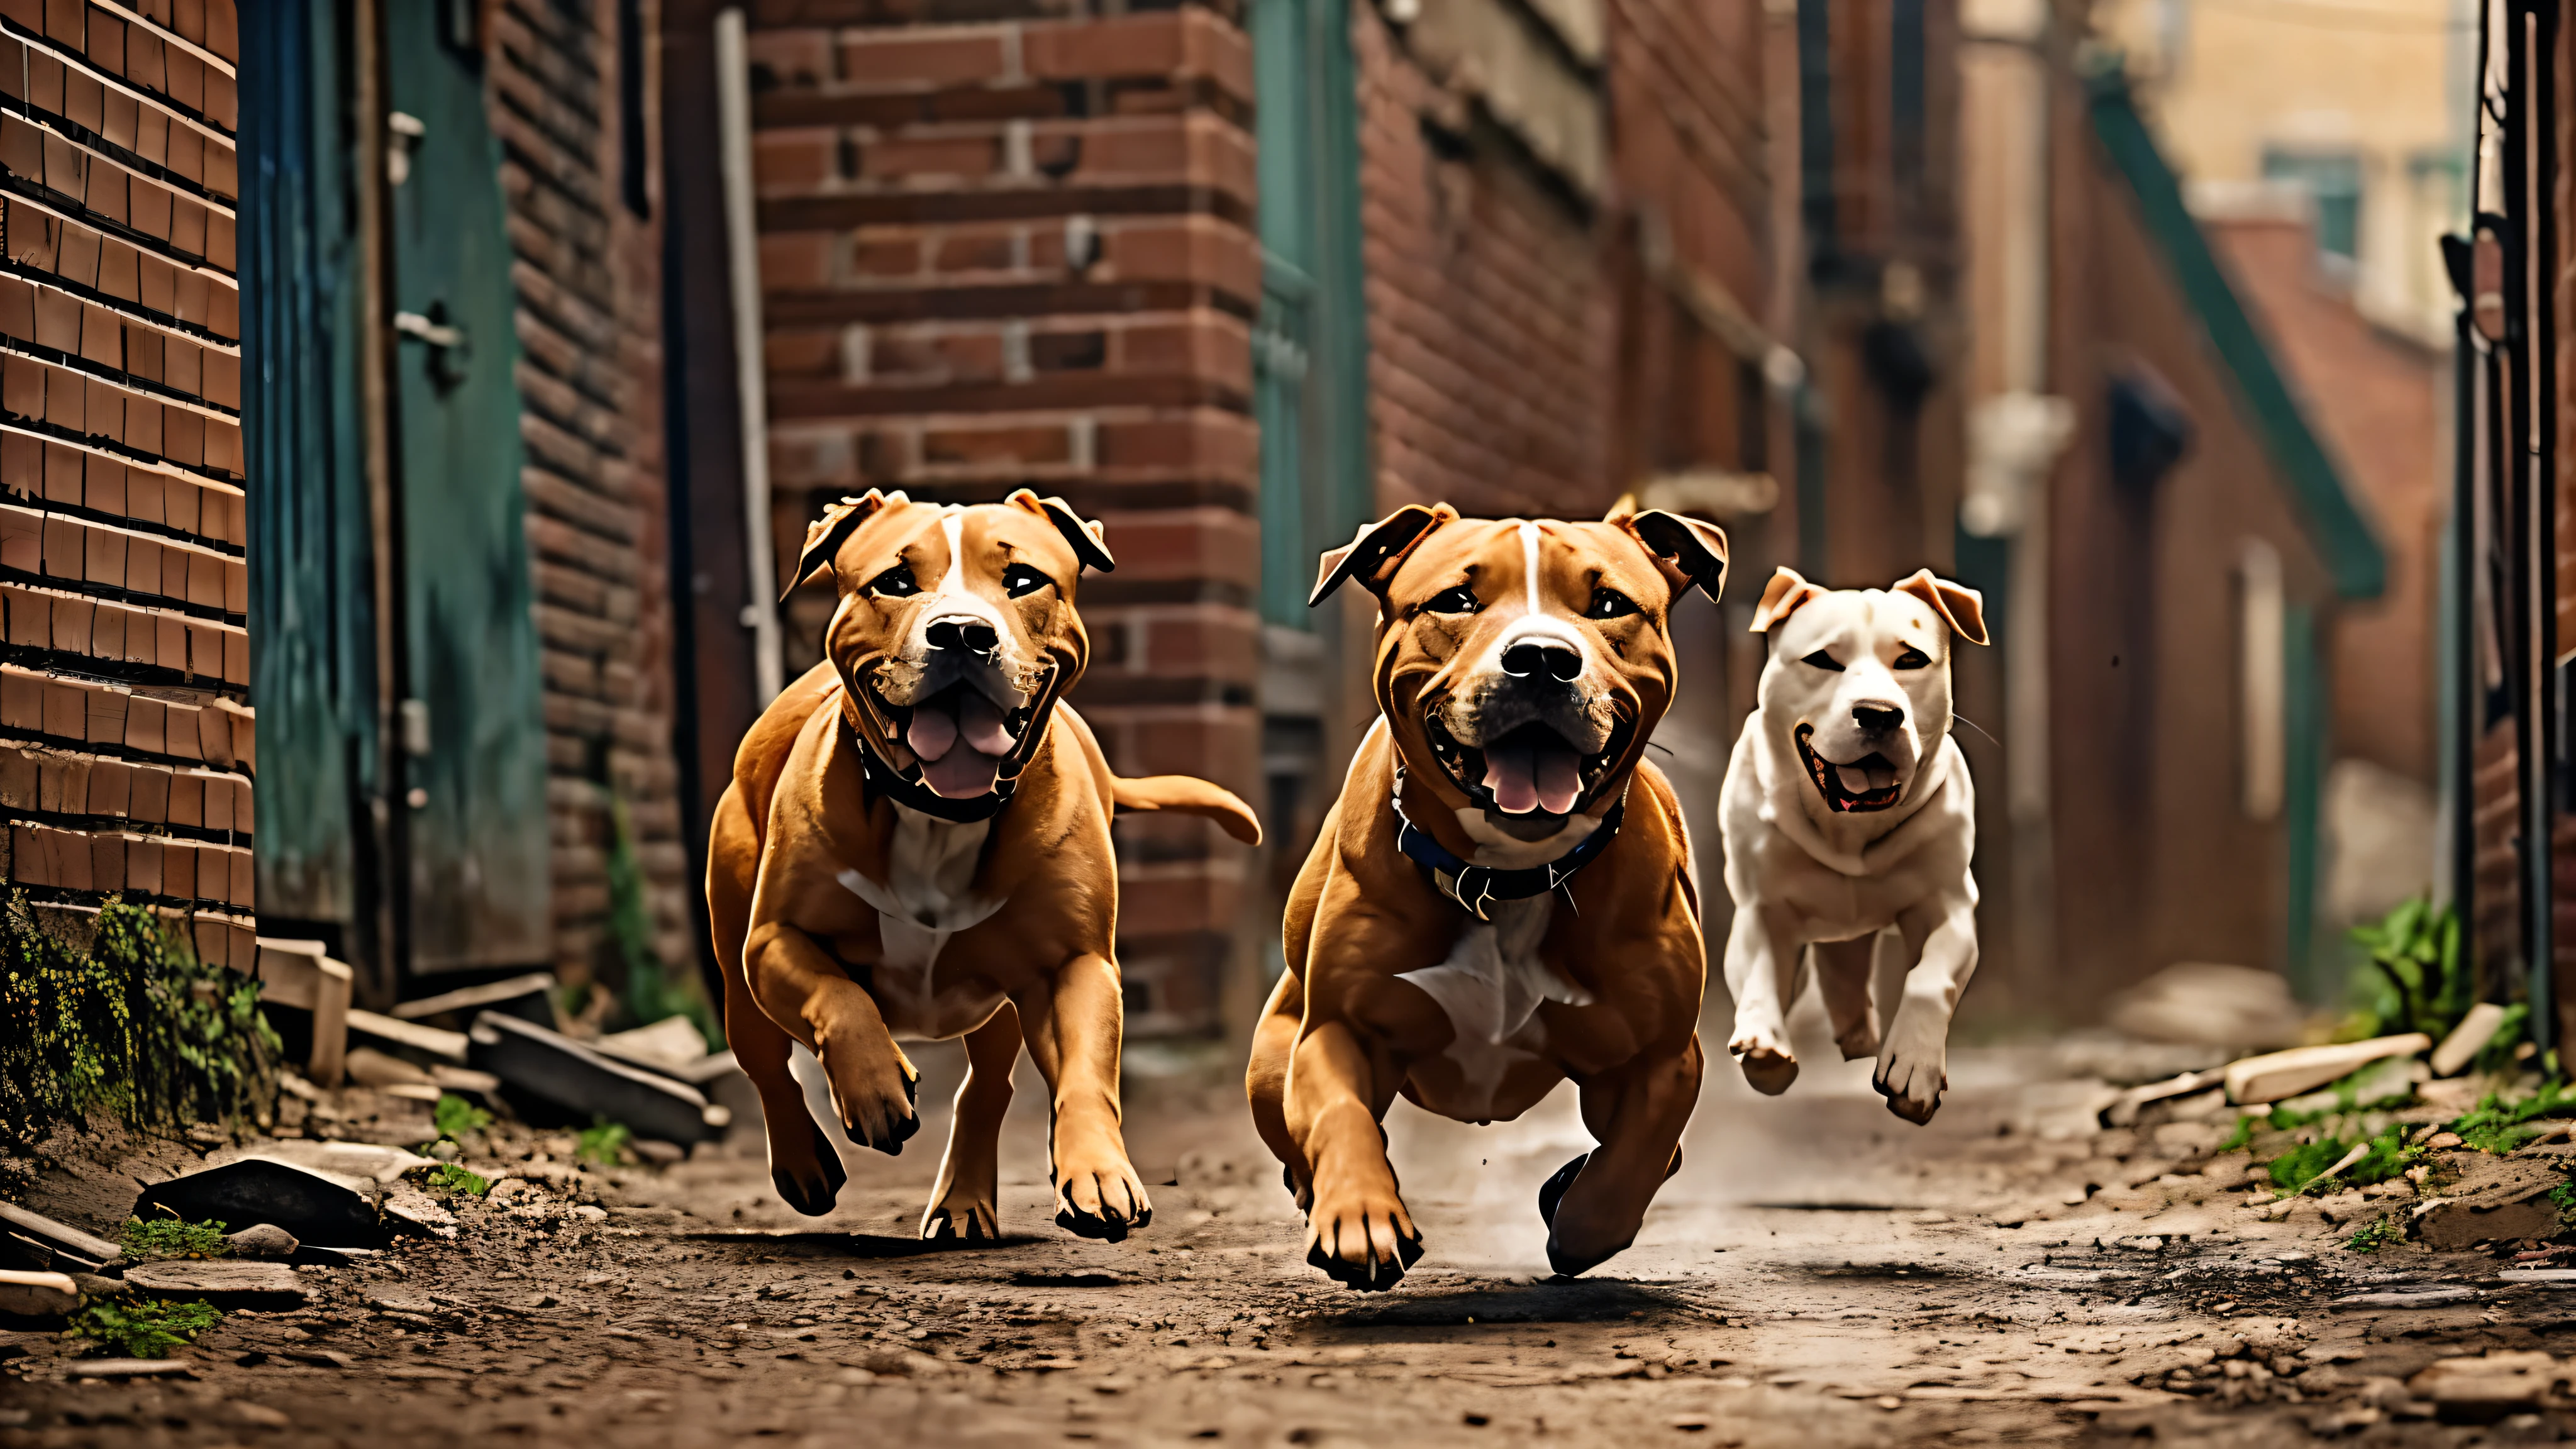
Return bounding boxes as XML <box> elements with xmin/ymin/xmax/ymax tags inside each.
<box><xmin>575</xmin><ymin>1118</ymin><xmax>631</xmax><ymax>1167</ymax></box>
<box><xmin>429</xmin><ymin>1162</ymin><xmax>491</xmax><ymax>1196</ymax></box>
<box><xmin>2346</xmin><ymin>1218</ymin><xmax>2403</xmax><ymax>1253</ymax></box>
<box><xmin>431</xmin><ymin>1093</ymin><xmax>493</xmax><ymax>1142</ymax></box>
<box><xmin>118</xmin><ymin>1214</ymin><xmax>230</xmax><ymax>1259</ymax></box>
<box><xmin>68</xmin><ymin>1295</ymin><xmax>222</xmax><ymax>1358</ymax></box>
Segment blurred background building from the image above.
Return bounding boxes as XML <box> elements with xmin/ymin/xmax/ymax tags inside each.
<box><xmin>8</xmin><ymin>0</ymin><xmax>2535</xmax><ymax>1043</ymax></box>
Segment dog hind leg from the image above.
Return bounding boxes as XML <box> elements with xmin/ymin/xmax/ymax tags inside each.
<box><xmin>1246</xmin><ymin>969</ymin><xmax>1309</xmax><ymax>1211</ymax></box>
<box><xmin>923</xmin><ymin>1002</ymin><xmax>1021</xmax><ymax>1243</ymax></box>
<box><xmin>1814</xmin><ymin>934</ymin><xmax>1882</xmax><ymax>1061</ymax></box>
<box><xmin>1544</xmin><ymin>1036</ymin><xmax>1703</xmax><ymax>1277</ymax></box>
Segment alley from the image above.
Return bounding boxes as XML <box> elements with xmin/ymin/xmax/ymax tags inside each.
<box><xmin>4</xmin><ymin>997</ymin><xmax>2560</xmax><ymax>1448</ymax></box>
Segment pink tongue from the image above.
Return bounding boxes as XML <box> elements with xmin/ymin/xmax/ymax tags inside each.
<box><xmin>1483</xmin><ymin>735</ymin><xmax>1584</xmax><ymax>816</ymax></box>
<box><xmin>922</xmin><ymin>745</ymin><xmax>1002</xmax><ymax>798</ymax></box>
<box><xmin>956</xmin><ymin>690</ymin><xmax>1016</xmax><ymax>756</ymax></box>
<box><xmin>906</xmin><ymin>705</ymin><xmax>959</xmax><ymax>763</ymax></box>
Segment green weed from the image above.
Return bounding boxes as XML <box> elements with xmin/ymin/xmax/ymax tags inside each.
<box><xmin>575</xmin><ymin>1118</ymin><xmax>631</xmax><ymax>1167</ymax></box>
<box><xmin>428</xmin><ymin>1162</ymin><xmax>490</xmax><ymax>1197</ymax></box>
<box><xmin>2344</xmin><ymin>896</ymin><xmax>2472</xmax><ymax>1041</ymax></box>
<box><xmin>0</xmin><ymin>895</ymin><xmax>279</xmax><ymax>1165</ymax></box>
<box><xmin>2261</xmin><ymin>1124</ymin><xmax>2419</xmax><ymax>1197</ymax></box>
<box><xmin>118</xmin><ymin>1214</ymin><xmax>229</xmax><ymax>1260</ymax></box>
<box><xmin>68</xmin><ymin>1295</ymin><xmax>221</xmax><ymax>1358</ymax></box>
<box><xmin>2346</xmin><ymin>1218</ymin><xmax>2403</xmax><ymax>1253</ymax></box>
<box><xmin>2218</xmin><ymin>1115</ymin><xmax>2258</xmax><ymax>1153</ymax></box>
<box><xmin>2451</xmin><ymin>1080</ymin><xmax>2576</xmax><ymax>1153</ymax></box>
<box><xmin>431</xmin><ymin>1093</ymin><xmax>492</xmax><ymax>1142</ymax></box>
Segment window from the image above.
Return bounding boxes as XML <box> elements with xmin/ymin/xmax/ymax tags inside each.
<box><xmin>2261</xmin><ymin>149</ymin><xmax>2363</xmax><ymax>262</ymax></box>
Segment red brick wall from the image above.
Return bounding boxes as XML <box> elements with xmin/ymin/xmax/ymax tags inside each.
<box><xmin>1350</xmin><ymin>1</ymin><xmax>1614</xmax><ymax>518</ymax></box>
<box><xmin>487</xmin><ymin>0</ymin><xmax>696</xmax><ymax>997</ymax></box>
<box><xmin>743</xmin><ymin>0</ymin><xmax>1263</xmax><ymax>1031</ymax></box>
<box><xmin>0</xmin><ymin>0</ymin><xmax>255</xmax><ymax>964</ymax></box>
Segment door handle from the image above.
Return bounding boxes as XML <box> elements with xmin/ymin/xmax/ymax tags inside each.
<box><xmin>393</xmin><ymin>311</ymin><xmax>465</xmax><ymax>348</ymax></box>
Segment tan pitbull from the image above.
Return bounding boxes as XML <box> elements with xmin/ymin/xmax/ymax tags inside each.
<box><xmin>708</xmin><ymin>489</ymin><xmax>1260</xmax><ymax>1242</ymax></box>
<box><xmin>1718</xmin><ymin>567</ymin><xmax>1987</xmax><ymax>1125</ymax></box>
<box><xmin>1248</xmin><ymin>500</ymin><xmax>1729</xmax><ymax>1288</ymax></box>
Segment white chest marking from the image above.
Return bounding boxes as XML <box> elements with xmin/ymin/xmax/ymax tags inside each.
<box><xmin>1398</xmin><ymin>894</ymin><xmax>1590</xmax><ymax>1117</ymax></box>
<box><xmin>835</xmin><ymin>808</ymin><xmax>1004</xmax><ymax>1030</ymax></box>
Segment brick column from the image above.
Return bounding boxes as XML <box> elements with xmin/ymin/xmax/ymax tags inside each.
<box><xmin>745</xmin><ymin>2</ymin><xmax>1263</xmax><ymax>1033</ymax></box>
<box><xmin>0</xmin><ymin>0</ymin><xmax>254</xmax><ymax>965</ymax></box>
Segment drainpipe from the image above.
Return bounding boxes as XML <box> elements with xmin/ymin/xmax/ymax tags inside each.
<box><xmin>716</xmin><ymin>8</ymin><xmax>784</xmax><ymax>705</ymax></box>
<box><xmin>353</xmin><ymin>0</ymin><xmax>407</xmax><ymax>1004</ymax></box>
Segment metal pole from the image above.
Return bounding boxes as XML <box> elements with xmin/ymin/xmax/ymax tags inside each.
<box><xmin>716</xmin><ymin>6</ymin><xmax>784</xmax><ymax>706</ymax></box>
<box><xmin>353</xmin><ymin>0</ymin><xmax>408</xmax><ymax>1005</ymax></box>
<box><xmin>2529</xmin><ymin>0</ymin><xmax>2559</xmax><ymax>1054</ymax></box>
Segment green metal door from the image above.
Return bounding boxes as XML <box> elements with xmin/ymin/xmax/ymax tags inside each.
<box><xmin>386</xmin><ymin>10</ymin><xmax>550</xmax><ymax>970</ymax></box>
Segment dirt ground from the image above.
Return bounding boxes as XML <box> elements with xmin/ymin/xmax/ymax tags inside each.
<box><xmin>5</xmin><ymin>996</ymin><xmax>2575</xmax><ymax>1448</ymax></box>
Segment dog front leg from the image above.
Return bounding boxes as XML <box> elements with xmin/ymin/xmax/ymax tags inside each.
<box><xmin>923</xmin><ymin>1001</ymin><xmax>1020</xmax><ymax>1243</ymax></box>
<box><xmin>1016</xmin><ymin>953</ymin><xmax>1152</xmax><ymax>1241</ymax></box>
<box><xmin>1722</xmin><ymin>904</ymin><xmax>1806</xmax><ymax>1094</ymax></box>
<box><xmin>1286</xmin><ymin>1019</ymin><xmax>1419</xmax><ymax>1290</ymax></box>
<box><xmin>1874</xmin><ymin>903</ymin><xmax>1979</xmax><ymax>1124</ymax></box>
<box><xmin>1544</xmin><ymin>1034</ymin><xmax>1704</xmax><ymax>1277</ymax></box>
<box><xmin>747</xmin><ymin>923</ymin><xmax>921</xmax><ymax>1154</ymax></box>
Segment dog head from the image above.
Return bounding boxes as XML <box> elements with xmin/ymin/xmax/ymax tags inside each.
<box><xmin>786</xmin><ymin>488</ymin><xmax>1115</xmax><ymax>799</ymax></box>
<box><xmin>1313</xmin><ymin>500</ymin><xmax>1728</xmax><ymax>841</ymax></box>
<box><xmin>1748</xmin><ymin>567</ymin><xmax>1987</xmax><ymax>816</ymax></box>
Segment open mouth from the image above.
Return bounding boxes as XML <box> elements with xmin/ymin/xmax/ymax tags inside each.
<box><xmin>869</xmin><ymin>680</ymin><xmax>1038</xmax><ymax>799</ymax></box>
<box><xmin>1424</xmin><ymin>714</ymin><xmax>1626</xmax><ymax>819</ymax></box>
<box><xmin>1795</xmin><ymin>725</ymin><xmax>1902</xmax><ymax>814</ymax></box>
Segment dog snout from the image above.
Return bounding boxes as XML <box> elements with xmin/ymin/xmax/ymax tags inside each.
<box><xmin>1501</xmin><ymin>639</ymin><xmax>1582</xmax><ymax>683</ymax></box>
<box><xmin>926</xmin><ymin>616</ymin><xmax>1000</xmax><ymax>659</ymax></box>
<box><xmin>1852</xmin><ymin>699</ymin><xmax>1906</xmax><ymax>733</ymax></box>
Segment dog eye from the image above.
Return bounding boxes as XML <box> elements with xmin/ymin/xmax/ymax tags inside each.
<box><xmin>1426</xmin><ymin>586</ymin><xmax>1480</xmax><ymax>614</ymax></box>
<box><xmin>1801</xmin><ymin>649</ymin><xmax>1843</xmax><ymax>672</ymax></box>
<box><xmin>868</xmin><ymin>564</ymin><xmax>918</xmax><ymax>598</ymax></box>
<box><xmin>1893</xmin><ymin>645</ymin><xmax>1931</xmax><ymax>670</ymax></box>
<box><xmin>1585</xmin><ymin>587</ymin><xmax>1638</xmax><ymax>619</ymax></box>
<box><xmin>1002</xmin><ymin>564</ymin><xmax>1052</xmax><ymax>598</ymax></box>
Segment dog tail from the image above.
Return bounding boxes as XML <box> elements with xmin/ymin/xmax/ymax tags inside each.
<box><xmin>1111</xmin><ymin>775</ymin><xmax>1263</xmax><ymax>846</ymax></box>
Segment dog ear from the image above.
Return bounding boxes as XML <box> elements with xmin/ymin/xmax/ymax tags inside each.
<box><xmin>1311</xmin><ymin>504</ymin><xmax>1454</xmax><ymax>606</ymax></box>
<box><xmin>1748</xmin><ymin>567</ymin><xmax>1826</xmax><ymax>633</ymax></box>
<box><xmin>1621</xmin><ymin>508</ymin><xmax>1729</xmax><ymax>602</ymax></box>
<box><xmin>1892</xmin><ymin>569</ymin><xmax>1988</xmax><ymax>646</ymax></box>
<box><xmin>1006</xmin><ymin>489</ymin><xmax>1116</xmax><ymax>574</ymax></box>
<box><xmin>785</xmin><ymin>490</ymin><xmax>902</xmax><ymax>601</ymax></box>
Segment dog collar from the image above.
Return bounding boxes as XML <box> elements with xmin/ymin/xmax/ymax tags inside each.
<box><xmin>1389</xmin><ymin>768</ymin><xmax>1623</xmax><ymax>921</ymax></box>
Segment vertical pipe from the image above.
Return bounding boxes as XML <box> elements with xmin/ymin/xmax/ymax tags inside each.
<box><xmin>2449</xmin><ymin>308</ymin><xmax>2479</xmax><ymax>919</ymax></box>
<box><xmin>716</xmin><ymin>7</ymin><xmax>784</xmax><ymax>705</ymax></box>
<box><xmin>353</xmin><ymin>0</ymin><xmax>406</xmax><ymax>1002</ymax></box>
<box><xmin>2529</xmin><ymin>0</ymin><xmax>2558</xmax><ymax>1051</ymax></box>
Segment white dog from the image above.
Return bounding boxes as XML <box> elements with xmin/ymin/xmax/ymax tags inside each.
<box><xmin>1717</xmin><ymin>566</ymin><xmax>1988</xmax><ymax>1124</ymax></box>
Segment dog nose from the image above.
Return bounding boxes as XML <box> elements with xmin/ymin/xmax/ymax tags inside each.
<box><xmin>926</xmin><ymin>617</ymin><xmax>1000</xmax><ymax>658</ymax></box>
<box><xmin>1852</xmin><ymin>701</ymin><xmax>1905</xmax><ymax>732</ymax></box>
<box><xmin>1501</xmin><ymin>640</ymin><xmax>1582</xmax><ymax>682</ymax></box>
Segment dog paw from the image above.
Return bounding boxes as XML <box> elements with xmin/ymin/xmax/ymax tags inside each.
<box><xmin>1873</xmin><ymin>1042</ymin><xmax>1947</xmax><ymax>1125</ymax></box>
<box><xmin>769</xmin><ymin>1116</ymin><xmax>848</xmax><ymax>1217</ymax></box>
<box><xmin>1280</xmin><ymin>1163</ymin><xmax>1314</xmax><ymax>1213</ymax></box>
<box><xmin>1052</xmin><ymin>1153</ymin><xmax>1153</xmax><ymax>1242</ymax></box>
<box><xmin>921</xmin><ymin>1195</ymin><xmax>1000</xmax><ymax>1245</ymax></box>
<box><xmin>1729</xmin><ymin>1032</ymin><xmax>1800</xmax><ymax>1095</ymax></box>
<box><xmin>1833</xmin><ymin>1019</ymin><xmax>1882</xmax><ymax>1062</ymax></box>
<box><xmin>824</xmin><ymin>1048</ymin><xmax>921</xmax><ymax>1156</ymax></box>
<box><xmin>1305</xmin><ymin>1185</ymin><xmax>1421</xmax><ymax>1292</ymax></box>
<box><xmin>1536</xmin><ymin>1153</ymin><xmax>1587</xmax><ymax>1228</ymax></box>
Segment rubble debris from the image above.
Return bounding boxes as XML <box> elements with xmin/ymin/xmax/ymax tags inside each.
<box><xmin>2406</xmin><ymin>1351</ymin><xmax>2567</xmax><ymax>1424</ymax></box>
<box><xmin>390</xmin><ymin>972</ymin><xmax>559</xmax><ymax>1032</ymax></box>
<box><xmin>2431</xmin><ymin>1001</ymin><xmax>2513</xmax><ymax>1077</ymax></box>
<box><xmin>251</xmin><ymin>938</ymin><xmax>353</xmax><ymax>1089</ymax></box>
<box><xmin>384</xmin><ymin>1188</ymin><xmax>458</xmax><ymax>1239</ymax></box>
<box><xmin>468</xmin><ymin>1011</ymin><xmax>725</xmax><ymax>1145</ymax></box>
<box><xmin>64</xmin><ymin>1359</ymin><xmax>194</xmax><ymax>1379</ymax></box>
<box><xmin>430</xmin><ymin>1065</ymin><xmax>503</xmax><ymax>1095</ymax></box>
<box><xmin>0</xmin><ymin>1269</ymin><xmax>78</xmax><ymax>1318</ymax></box>
<box><xmin>2102</xmin><ymin>1069</ymin><xmax>2226</xmax><ymax>1127</ymax></box>
<box><xmin>594</xmin><ymin>1014</ymin><xmax>711</xmax><ymax>1074</ymax></box>
<box><xmin>123</xmin><ymin>1260</ymin><xmax>308</xmax><ymax>1311</ymax></box>
<box><xmin>2412</xmin><ymin>1148</ymin><xmax>2572</xmax><ymax>1249</ymax></box>
<box><xmin>2223</xmin><ymin>1033</ymin><xmax>2432</xmax><ymax>1106</ymax></box>
<box><xmin>2329</xmin><ymin>1286</ymin><xmax>2480</xmax><ymax>1309</ymax></box>
<box><xmin>346</xmin><ymin>1009</ymin><xmax>469</xmax><ymax>1064</ymax></box>
<box><xmin>0</xmin><ymin>1200</ymin><xmax>121</xmax><ymax>1272</ymax></box>
<box><xmin>225</xmin><ymin>1224</ymin><xmax>297</xmax><ymax>1260</ymax></box>
<box><xmin>134</xmin><ymin>1158</ymin><xmax>389</xmax><ymax>1250</ymax></box>
<box><xmin>2108</xmin><ymin>962</ymin><xmax>2306</xmax><ymax>1049</ymax></box>
<box><xmin>209</xmin><ymin>1140</ymin><xmax>436</xmax><ymax>1187</ymax></box>
<box><xmin>346</xmin><ymin>1046</ymin><xmax>436</xmax><ymax>1091</ymax></box>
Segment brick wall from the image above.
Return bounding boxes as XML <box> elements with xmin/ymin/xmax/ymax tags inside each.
<box><xmin>486</xmin><ymin>0</ymin><xmax>696</xmax><ymax>999</ymax></box>
<box><xmin>742</xmin><ymin>0</ymin><xmax>1264</xmax><ymax>1033</ymax></box>
<box><xmin>0</xmin><ymin>0</ymin><xmax>255</xmax><ymax>965</ymax></box>
<box><xmin>1350</xmin><ymin>0</ymin><xmax>1614</xmax><ymax>518</ymax></box>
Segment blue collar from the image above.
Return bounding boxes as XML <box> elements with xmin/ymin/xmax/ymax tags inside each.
<box><xmin>1389</xmin><ymin>769</ymin><xmax>1624</xmax><ymax>921</ymax></box>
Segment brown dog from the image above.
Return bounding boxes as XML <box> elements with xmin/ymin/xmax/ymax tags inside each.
<box><xmin>708</xmin><ymin>489</ymin><xmax>1260</xmax><ymax>1242</ymax></box>
<box><xmin>1247</xmin><ymin>500</ymin><xmax>1728</xmax><ymax>1288</ymax></box>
